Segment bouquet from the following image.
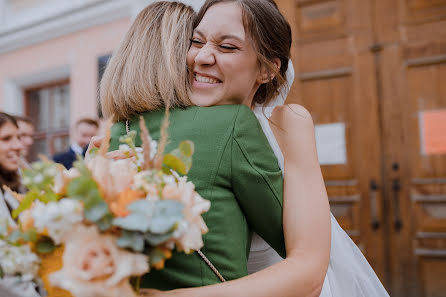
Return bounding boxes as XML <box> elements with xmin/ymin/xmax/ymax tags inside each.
<box><xmin>0</xmin><ymin>116</ymin><xmax>210</xmax><ymax>297</ymax></box>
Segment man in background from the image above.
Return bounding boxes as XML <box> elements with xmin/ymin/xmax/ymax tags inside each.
<box><xmin>14</xmin><ymin>116</ymin><xmax>35</xmax><ymax>165</ymax></box>
<box><xmin>53</xmin><ymin>117</ymin><xmax>99</xmax><ymax>169</ymax></box>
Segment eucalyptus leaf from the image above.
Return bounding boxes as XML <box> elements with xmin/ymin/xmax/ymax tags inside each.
<box><xmin>127</xmin><ymin>200</ymin><xmax>154</xmax><ymax>214</ymax></box>
<box><xmin>22</xmin><ymin>229</ymin><xmax>38</xmax><ymax>242</ymax></box>
<box><xmin>84</xmin><ymin>200</ymin><xmax>109</xmax><ymax>222</ymax></box>
<box><xmin>113</xmin><ymin>213</ymin><xmax>151</xmax><ymax>232</ymax></box>
<box><xmin>150</xmin><ymin>200</ymin><xmax>184</xmax><ymax>234</ymax></box>
<box><xmin>96</xmin><ymin>213</ymin><xmax>114</xmax><ymax>231</ymax></box>
<box><xmin>36</xmin><ymin>237</ymin><xmax>56</xmax><ymax>254</ymax></box>
<box><xmin>145</xmin><ymin>231</ymin><xmax>174</xmax><ymax>246</ymax></box>
<box><xmin>7</xmin><ymin>230</ymin><xmax>21</xmax><ymax>243</ymax></box>
<box><xmin>116</xmin><ymin>231</ymin><xmax>145</xmax><ymax>252</ymax></box>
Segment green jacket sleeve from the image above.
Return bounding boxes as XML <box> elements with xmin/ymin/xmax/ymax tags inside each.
<box><xmin>231</xmin><ymin>105</ymin><xmax>286</xmax><ymax>258</ymax></box>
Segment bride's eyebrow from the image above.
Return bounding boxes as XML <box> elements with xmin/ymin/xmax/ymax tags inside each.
<box><xmin>193</xmin><ymin>29</ymin><xmax>244</xmax><ymax>43</ymax></box>
<box><xmin>219</xmin><ymin>34</ymin><xmax>244</xmax><ymax>43</ymax></box>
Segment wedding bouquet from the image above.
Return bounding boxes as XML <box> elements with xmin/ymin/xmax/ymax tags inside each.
<box><xmin>0</xmin><ymin>116</ymin><xmax>210</xmax><ymax>297</ymax></box>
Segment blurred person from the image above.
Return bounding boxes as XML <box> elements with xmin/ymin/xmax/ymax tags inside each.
<box><xmin>0</xmin><ymin>112</ymin><xmax>41</xmax><ymax>297</ymax></box>
<box><xmin>0</xmin><ymin>112</ymin><xmax>24</xmax><ymax>225</ymax></box>
<box><xmin>14</xmin><ymin>115</ymin><xmax>35</xmax><ymax>165</ymax></box>
<box><xmin>53</xmin><ymin>117</ymin><xmax>99</xmax><ymax>169</ymax></box>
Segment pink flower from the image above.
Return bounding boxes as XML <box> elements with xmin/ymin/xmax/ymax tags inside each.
<box><xmin>49</xmin><ymin>225</ymin><xmax>148</xmax><ymax>297</ymax></box>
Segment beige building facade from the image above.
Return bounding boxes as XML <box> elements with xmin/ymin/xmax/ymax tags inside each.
<box><xmin>0</xmin><ymin>0</ymin><xmax>203</xmax><ymax>158</ymax></box>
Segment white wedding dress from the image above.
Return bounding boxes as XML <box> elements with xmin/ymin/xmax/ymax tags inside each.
<box><xmin>250</xmin><ymin>61</ymin><xmax>389</xmax><ymax>297</ymax></box>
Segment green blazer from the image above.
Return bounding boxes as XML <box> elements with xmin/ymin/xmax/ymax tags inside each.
<box><xmin>110</xmin><ymin>105</ymin><xmax>285</xmax><ymax>290</ymax></box>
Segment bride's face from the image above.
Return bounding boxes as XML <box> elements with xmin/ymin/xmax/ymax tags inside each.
<box><xmin>186</xmin><ymin>3</ymin><xmax>265</xmax><ymax>107</ymax></box>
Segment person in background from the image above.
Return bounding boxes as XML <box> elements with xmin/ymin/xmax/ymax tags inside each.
<box><xmin>53</xmin><ymin>117</ymin><xmax>99</xmax><ymax>169</ymax></box>
<box><xmin>14</xmin><ymin>115</ymin><xmax>35</xmax><ymax>165</ymax></box>
<box><xmin>0</xmin><ymin>112</ymin><xmax>24</xmax><ymax>225</ymax></box>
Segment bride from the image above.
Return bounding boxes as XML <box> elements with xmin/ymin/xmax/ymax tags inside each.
<box><xmin>185</xmin><ymin>1</ymin><xmax>389</xmax><ymax>295</ymax></box>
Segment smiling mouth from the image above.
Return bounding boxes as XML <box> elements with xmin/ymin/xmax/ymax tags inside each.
<box><xmin>194</xmin><ymin>73</ymin><xmax>222</xmax><ymax>84</ymax></box>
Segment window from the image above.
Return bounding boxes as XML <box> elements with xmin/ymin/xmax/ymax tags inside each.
<box><xmin>24</xmin><ymin>79</ymin><xmax>70</xmax><ymax>161</ymax></box>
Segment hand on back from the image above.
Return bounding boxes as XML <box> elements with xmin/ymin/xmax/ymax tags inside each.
<box><xmin>269</xmin><ymin>104</ymin><xmax>319</xmax><ymax>168</ymax></box>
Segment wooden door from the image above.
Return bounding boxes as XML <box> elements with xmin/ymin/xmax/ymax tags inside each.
<box><xmin>376</xmin><ymin>0</ymin><xmax>446</xmax><ymax>296</ymax></box>
<box><xmin>276</xmin><ymin>0</ymin><xmax>446</xmax><ymax>296</ymax></box>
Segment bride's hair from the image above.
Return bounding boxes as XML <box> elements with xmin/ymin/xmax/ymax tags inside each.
<box><xmin>195</xmin><ymin>0</ymin><xmax>292</xmax><ymax>107</ymax></box>
<box><xmin>100</xmin><ymin>1</ymin><xmax>195</xmax><ymax>122</ymax></box>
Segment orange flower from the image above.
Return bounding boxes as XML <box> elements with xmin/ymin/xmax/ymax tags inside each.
<box><xmin>151</xmin><ymin>247</ymin><xmax>172</xmax><ymax>270</ymax></box>
<box><xmin>110</xmin><ymin>188</ymin><xmax>144</xmax><ymax>217</ymax></box>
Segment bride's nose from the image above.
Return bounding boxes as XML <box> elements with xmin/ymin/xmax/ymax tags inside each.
<box><xmin>194</xmin><ymin>43</ymin><xmax>216</xmax><ymax>66</ymax></box>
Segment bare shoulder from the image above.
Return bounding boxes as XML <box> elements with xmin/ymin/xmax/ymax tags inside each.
<box><xmin>271</xmin><ymin>104</ymin><xmax>314</xmax><ymax>127</ymax></box>
<box><xmin>286</xmin><ymin>104</ymin><xmax>312</xmax><ymax>120</ymax></box>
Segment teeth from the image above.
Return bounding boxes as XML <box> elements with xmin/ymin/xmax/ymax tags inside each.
<box><xmin>195</xmin><ymin>74</ymin><xmax>219</xmax><ymax>84</ymax></box>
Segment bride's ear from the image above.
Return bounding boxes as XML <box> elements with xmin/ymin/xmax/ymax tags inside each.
<box><xmin>257</xmin><ymin>58</ymin><xmax>281</xmax><ymax>84</ymax></box>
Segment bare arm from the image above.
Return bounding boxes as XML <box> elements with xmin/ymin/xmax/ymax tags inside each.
<box><xmin>143</xmin><ymin>104</ymin><xmax>331</xmax><ymax>297</ymax></box>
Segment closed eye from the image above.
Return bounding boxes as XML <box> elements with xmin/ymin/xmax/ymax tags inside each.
<box><xmin>190</xmin><ymin>39</ymin><xmax>204</xmax><ymax>47</ymax></box>
<box><xmin>220</xmin><ymin>45</ymin><xmax>238</xmax><ymax>50</ymax></box>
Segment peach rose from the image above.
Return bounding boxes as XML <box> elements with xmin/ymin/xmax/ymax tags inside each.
<box><xmin>49</xmin><ymin>225</ymin><xmax>148</xmax><ymax>297</ymax></box>
<box><xmin>87</xmin><ymin>156</ymin><xmax>136</xmax><ymax>202</ymax></box>
<box><xmin>163</xmin><ymin>180</ymin><xmax>210</xmax><ymax>253</ymax></box>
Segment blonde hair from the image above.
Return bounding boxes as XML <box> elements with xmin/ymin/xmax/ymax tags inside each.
<box><xmin>100</xmin><ymin>2</ymin><xmax>195</xmax><ymax>122</ymax></box>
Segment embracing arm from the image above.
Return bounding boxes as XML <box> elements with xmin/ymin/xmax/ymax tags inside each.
<box><xmin>144</xmin><ymin>104</ymin><xmax>330</xmax><ymax>297</ymax></box>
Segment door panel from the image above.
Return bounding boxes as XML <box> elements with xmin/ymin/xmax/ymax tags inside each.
<box><xmin>377</xmin><ymin>0</ymin><xmax>446</xmax><ymax>295</ymax></box>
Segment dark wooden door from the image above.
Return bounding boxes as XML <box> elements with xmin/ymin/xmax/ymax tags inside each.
<box><xmin>276</xmin><ymin>0</ymin><xmax>446</xmax><ymax>296</ymax></box>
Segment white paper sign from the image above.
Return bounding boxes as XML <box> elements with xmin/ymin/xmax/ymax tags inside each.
<box><xmin>315</xmin><ymin>122</ymin><xmax>347</xmax><ymax>165</ymax></box>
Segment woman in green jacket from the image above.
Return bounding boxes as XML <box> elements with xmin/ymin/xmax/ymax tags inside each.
<box><xmin>99</xmin><ymin>1</ymin><xmax>330</xmax><ymax>296</ymax></box>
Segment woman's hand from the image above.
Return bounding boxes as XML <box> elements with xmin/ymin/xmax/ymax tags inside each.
<box><xmin>84</xmin><ymin>136</ymin><xmax>135</xmax><ymax>162</ymax></box>
<box><xmin>269</xmin><ymin>104</ymin><xmax>318</xmax><ymax>168</ymax></box>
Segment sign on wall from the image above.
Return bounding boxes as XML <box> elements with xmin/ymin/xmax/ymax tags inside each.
<box><xmin>419</xmin><ymin>109</ymin><xmax>446</xmax><ymax>155</ymax></box>
<box><xmin>314</xmin><ymin>122</ymin><xmax>347</xmax><ymax>165</ymax></box>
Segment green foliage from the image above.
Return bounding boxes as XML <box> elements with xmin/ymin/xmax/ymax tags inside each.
<box><xmin>14</xmin><ymin>162</ymin><xmax>60</xmax><ymax>218</ymax></box>
<box><xmin>67</xmin><ymin>163</ymin><xmax>112</xmax><ymax>230</ymax></box>
<box><xmin>162</xmin><ymin>141</ymin><xmax>194</xmax><ymax>175</ymax></box>
<box><xmin>0</xmin><ymin>265</ymin><xmax>4</xmax><ymax>279</ymax></box>
<box><xmin>113</xmin><ymin>200</ymin><xmax>153</xmax><ymax>232</ymax></box>
<box><xmin>148</xmin><ymin>247</ymin><xmax>169</xmax><ymax>268</ymax></box>
<box><xmin>144</xmin><ymin>231</ymin><xmax>174</xmax><ymax>246</ymax></box>
<box><xmin>88</xmin><ymin>147</ymin><xmax>99</xmax><ymax>158</ymax></box>
<box><xmin>96</xmin><ymin>213</ymin><xmax>114</xmax><ymax>231</ymax></box>
<box><xmin>21</xmin><ymin>229</ymin><xmax>38</xmax><ymax>242</ymax></box>
<box><xmin>120</xmin><ymin>130</ymin><xmax>140</xmax><ymax>164</ymax></box>
<box><xmin>84</xmin><ymin>201</ymin><xmax>109</xmax><ymax>222</ymax></box>
<box><xmin>179</xmin><ymin>141</ymin><xmax>194</xmax><ymax>157</ymax></box>
<box><xmin>113</xmin><ymin>199</ymin><xmax>183</xmax><ymax>248</ymax></box>
<box><xmin>35</xmin><ymin>236</ymin><xmax>56</xmax><ymax>254</ymax></box>
<box><xmin>0</xmin><ymin>223</ymin><xmax>38</xmax><ymax>245</ymax></box>
<box><xmin>21</xmin><ymin>161</ymin><xmax>59</xmax><ymax>193</ymax></box>
<box><xmin>116</xmin><ymin>231</ymin><xmax>145</xmax><ymax>252</ymax></box>
<box><xmin>12</xmin><ymin>190</ymin><xmax>47</xmax><ymax>219</ymax></box>
<box><xmin>7</xmin><ymin>229</ymin><xmax>21</xmax><ymax>243</ymax></box>
<box><xmin>151</xmin><ymin>200</ymin><xmax>183</xmax><ymax>234</ymax></box>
